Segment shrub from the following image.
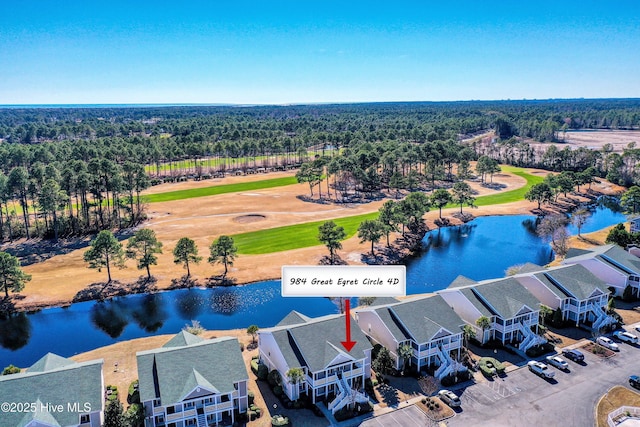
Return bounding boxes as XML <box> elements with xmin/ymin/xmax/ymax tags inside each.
<box><xmin>248</xmin><ymin>410</ymin><xmax>257</xmax><ymax>421</ymax></box>
<box><xmin>273</xmin><ymin>385</ymin><xmax>283</xmax><ymax>396</ymax></box>
<box><xmin>268</xmin><ymin>370</ymin><xmax>282</xmax><ymax>387</ymax></box>
<box><xmin>2</xmin><ymin>365</ymin><xmax>20</xmax><ymax>375</ymax></box>
<box><xmin>127</xmin><ymin>380</ymin><xmax>140</xmax><ymax>404</ymax></box>
<box><xmin>251</xmin><ymin>360</ymin><xmax>259</xmax><ymax>374</ymax></box>
<box><xmin>271</xmin><ymin>415</ymin><xmax>290</xmax><ymax>426</ymax></box>
<box><xmin>525</xmin><ymin>342</ymin><xmax>555</xmax><ymax>358</ymax></box>
<box><xmin>257</xmin><ymin>363</ymin><xmax>269</xmax><ymax>381</ymax></box>
<box><xmin>239</xmin><ymin>342</ymin><xmax>245</xmax><ymax>351</ymax></box>
<box><xmin>248</xmin><ymin>391</ymin><xmax>255</xmax><ymax>405</ymax></box>
<box><xmin>478</xmin><ymin>357</ymin><xmax>505</xmax><ymax>377</ymax></box>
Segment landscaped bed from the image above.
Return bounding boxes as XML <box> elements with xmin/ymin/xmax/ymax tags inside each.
<box><xmin>478</xmin><ymin>357</ymin><xmax>506</xmax><ymax>377</ymax></box>
<box><xmin>416</xmin><ymin>397</ymin><xmax>455</xmax><ymax>421</ymax></box>
<box><xmin>582</xmin><ymin>342</ymin><xmax>617</xmax><ymax>358</ymax></box>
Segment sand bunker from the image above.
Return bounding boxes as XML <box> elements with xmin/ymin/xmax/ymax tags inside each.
<box><xmin>233</xmin><ymin>214</ymin><xmax>267</xmax><ymax>223</ymax></box>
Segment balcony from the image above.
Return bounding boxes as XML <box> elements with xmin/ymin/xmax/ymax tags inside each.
<box><xmin>166</xmin><ymin>408</ymin><xmax>196</xmax><ymax>422</ymax></box>
<box><xmin>204</xmin><ymin>400</ymin><xmax>234</xmax><ymax>414</ymax></box>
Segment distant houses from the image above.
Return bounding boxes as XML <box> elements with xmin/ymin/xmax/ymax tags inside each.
<box><xmin>258</xmin><ymin>312</ymin><xmax>371</xmax><ymax>414</ymax></box>
<box><xmin>137</xmin><ymin>331</ymin><xmax>249</xmax><ymax>427</ymax></box>
<box><xmin>354</xmin><ymin>295</ymin><xmax>467</xmax><ymax>380</ymax></box>
<box><xmin>563</xmin><ymin>244</ymin><xmax>640</xmax><ymax>298</ymax></box>
<box><xmin>0</xmin><ymin>353</ymin><xmax>104</xmax><ymax>427</ymax></box>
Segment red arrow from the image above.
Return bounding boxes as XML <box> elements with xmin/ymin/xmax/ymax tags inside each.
<box><xmin>340</xmin><ymin>299</ymin><xmax>357</xmax><ymax>352</ymax></box>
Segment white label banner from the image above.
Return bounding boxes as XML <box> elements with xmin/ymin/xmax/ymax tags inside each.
<box><xmin>281</xmin><ymin>265</ymin><xmax>406</xmax><ymax>297</ymax></box>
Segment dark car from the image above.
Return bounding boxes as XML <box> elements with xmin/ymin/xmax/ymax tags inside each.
<box><xmin>630</xmin><ymin>375</ymin><xmax>640</xmax><ymax>389</ymax></box>
<box><xmin>562</xmin><ymin>348</ymin><xmax>585</xmax><ymax>362</ymax></box>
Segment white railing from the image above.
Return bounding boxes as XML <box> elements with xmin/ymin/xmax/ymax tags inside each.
<box><xmin>516</xmin><ymin>322</ymin><xmax>546</xmax><ymax>353</ymax></box>
<box><xmin>608</xmin><ymin>406</ymin><xmax>640</xmax><ymax>427</ymax></box>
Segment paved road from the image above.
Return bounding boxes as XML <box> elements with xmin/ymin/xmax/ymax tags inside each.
<box><xmin>447</xmin><ymin>336</ymin><xmax>640</xmax><ymax>427</ymax></box>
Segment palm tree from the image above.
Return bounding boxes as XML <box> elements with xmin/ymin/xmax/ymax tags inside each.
<box><xmin>397</xmin><ymin>343</ymin><xmax>413</xmax><ymax>374</ymax></box>
<box><xmin>462</xmin><ymin>324</ymin><xmax>476</xmax><ymax>350</ymax></box>
<box><xmin>476</xmin><ymin>316</ymin><xmax>491</xmax><ymax>344</ymax></box>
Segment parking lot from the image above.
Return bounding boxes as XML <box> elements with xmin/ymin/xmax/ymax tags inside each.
<box><xmin>447</xmin><ymin>326</ymin><xmax>640</xmax><ymax>427</ymax></box>
<box><xmin>360</xmin><ymin>405</ymin><xmax>431</xmax><ymax>427</ymax></box>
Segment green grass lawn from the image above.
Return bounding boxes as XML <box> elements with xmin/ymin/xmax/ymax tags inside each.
<box><xmin>232</xmin><ymin>166</ymin><xmax>544</xmax><ymax>254</ymax></box>
<box><xmin>233</xmin><ymin>212</ymin><xmax>379</xmax><ymax>254</ymax></box>
<box><xmin>143</xmin><ymin>176</ymin><xmax>298</xmax><ymax>203</ymax></box>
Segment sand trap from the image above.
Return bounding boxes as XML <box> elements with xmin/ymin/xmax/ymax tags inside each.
<box><xmin>233</xmin><ymin>214</ymin><xmax>267</xmax><ymax>223</ymax></box>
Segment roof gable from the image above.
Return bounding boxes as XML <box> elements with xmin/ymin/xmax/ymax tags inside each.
<box><xmin>276</xmin><ymin>310</ymin><xmax>312</xmax><ymax>327</ymax></box>
<box><xmin>163</xmin><ymin>330</ymin><xmax>204</xmax><ymax>348</ymax></box>
<box><xmin>542</xmin><ymin>264</ymin><xmax>610</xmax><ymax>300</ymax></box>
<box><xmin>471</xmin><ymin>278</ymin><xmax>541</xmax><ymax>319</ymax></box>
<box><xmin>28</xmin><ymin>353</ymin><xmax>75</xmax><ymax>373</ymax></box>
<box><xmin>19</xmin><ymin>399</ymin><xmax>62</xmax><ymax>427</ymax></box>
<box><xmin>137</xmin><ymin>335</ymin><xmax>248</xmax><ymax>405</ymax></box>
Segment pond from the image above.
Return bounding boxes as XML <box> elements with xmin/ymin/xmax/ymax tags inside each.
<box><xmin>0</xmin><ymin>202</ymin><xmax>626</xmax><ymax>368</ymax></box>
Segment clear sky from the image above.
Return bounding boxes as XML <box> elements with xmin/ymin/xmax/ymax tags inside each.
<box><xmin>1</xmin><ymin>0</ymin><xmax>639</xmax><ymax>105</ymax></box>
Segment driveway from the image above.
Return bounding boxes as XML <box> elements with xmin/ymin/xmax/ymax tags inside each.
<box><xmin>447</xmin><ymin>334</ymin><xmax>640</xmax><ymax>427</ymax></box>
<box><xmin>361</xmin><ymin>405</ymin><xmax>431</xmax><ymax>427</ymax></box>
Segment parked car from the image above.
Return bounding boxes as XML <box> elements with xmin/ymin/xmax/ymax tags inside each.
<box><xmin>561</xmin><ymin>348</ymin><xmax>585</xmax><ymax>362</ymax></box>
<box><xmin>630</xmin><ymin>375</ymin><xmax>640</xmax><ymax>389</ymax></box>
<box><xmin>614</xmin><ymin>330</ymin><xmax>639</xmax><ymax>344</ymax></box>
<box><xmin>635</xmin><ymin>325</ymin><xmax>640</xmax><ymax>333</ymax></box>
<box><xmin>546</xmin><ymin>355</ymin><xmax>569</xmax><ymax>370</ymax></box>
<box><xmin>437</xmin><ymin>389</ymin><xmax>461</xmax><ymax>407</ymax></box>
<box><xmin>527</xmin><ymin>361</ymin><xmax>555</xmax><ymax>379</ymax></box>
<box><xmin>597</xmin><ymin>336</ymin><xmax>620</xmax><ymax>351</ymax></box>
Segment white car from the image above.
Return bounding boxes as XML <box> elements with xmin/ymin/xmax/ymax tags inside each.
<box><xmin>437</xmin><ymin>389</ymin><xmax>461</xmax><ymax>407</ymax></box>
<box><xmin>614</xmin><ymin>330</ymin><xmax>639</xmax><ymax>344</ymax></box>
<box><xmin>596</xmin><ymin>336</ymin><xmax>620</xmax><ymax>351</ymax></box>
<box><xmin>545</xmin><ymin>355</ymin><xmax>569</xmax><ymax>370</ymax></box>
<box><xmin>527</xmin><ymin>361</ymin><xmax>555</xmax><ymax>379</ymax></box>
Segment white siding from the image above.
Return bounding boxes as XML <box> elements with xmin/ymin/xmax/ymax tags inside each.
<box><xmin>354</xmin><ymin>310</ymin><xmax>400</xmax><ymax>368</ymax></box>
<box><xmin>516</xmin><ymin>275</ymin><xmax>562</xmax><ymax>309</ymax></box>
<box><xmin>257</xmin><ymin>333</ymin><xmax>289</xmax><ymax>375</ymax></box>
<box><xmin>439</xmin><ymin>290</ymin><xmax>484</xmax><ymax>325</ymax></box>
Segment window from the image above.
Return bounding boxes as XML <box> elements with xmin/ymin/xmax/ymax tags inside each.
<box><xmin>184</xmin><ymin>401</ymin><xmax>194</xmax><ymax>409</ymax></box>
<box><xmin>221</xmin><ymin>394</ymin><xmax>230</xmax><ymax>402</ymax></box>
<box><xmin>153</xmin><ymin>399</ymin><xmax>161</xmax><ymax>407</ymax></box>
<box><xmin>166</xmin><ymin>406</ymin><xmax>176</xmax><ymax>415</ymax></box>
<box><xmin>155</xmin><ymin>415</ymin><xmax>165</xmax><ymax>424</ymax></box>
<box><xmin>80</xmin><ymin>414</ymin><xmax>90</xmax><ymax>424</ymax></box>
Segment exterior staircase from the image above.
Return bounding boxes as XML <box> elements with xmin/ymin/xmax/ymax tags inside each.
<box><xmin>434</xmin><ymin>346</ymin><xmax>467</xmax><ymax>381</ymax></box>
<box><xmin>197</xmin><ymin>412</ymin><xmax>207</xmax><ymax>427</ymax></box>
<box><xmin>516</xmin><ymin>322</ymin><xmax>546</xmax><ymax>353</ymax></box>
<box><xmin>327</xmin><ymin>374</ymin><xmax>369</xmax><ymax>414</ymax></box>
<box><xmin>588</xmin><ymin>301</ymin><xmax>617</xmax><ymax>332</ymax></box>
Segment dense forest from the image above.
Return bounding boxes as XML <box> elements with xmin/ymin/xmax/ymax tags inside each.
<box><xmin>0</xmin><ymin>99</ymin><xmax>639</xmax><ymax>242</ymax></box>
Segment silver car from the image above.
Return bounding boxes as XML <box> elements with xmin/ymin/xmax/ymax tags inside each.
<box><xmin>545</xmin><ymin>355</ymin><xmax>569</xmax><ymax>370</ymax></box>
<box><xmin>438</xmin><ymin>389</ymin><xmax>461</xmax><ymax>407</ymax></box>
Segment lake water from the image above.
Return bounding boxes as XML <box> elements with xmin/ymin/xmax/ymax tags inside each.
<box><xmin>0</xmin><ymin>203</ymin><xmax>626</xmax><ymax>368</ymax></box>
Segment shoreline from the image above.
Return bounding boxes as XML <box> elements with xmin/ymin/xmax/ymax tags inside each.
<box><xmin>7</xmin><ymin>188</ymin><xmax>622</xmax><ymax>314</ymax></box>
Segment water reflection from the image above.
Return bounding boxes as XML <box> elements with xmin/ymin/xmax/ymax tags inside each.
<box><xmin>131</xmin><ymin>294</ymin><xmax>167</xmax><ymax>333</ymax></box>
<box><xmin>0</xmin><ymin>313</ymin><xmax>31</xmax><ymax>350</ymax></box>
<box><xmin>90</xmin><ymin>300</ymin><xmax>129</xmax><ymax>338</ymax></box>
<box><xmin>175</xmin><ymin>291</ymin><xmax>208</xmax><ymax>320</ymax></box>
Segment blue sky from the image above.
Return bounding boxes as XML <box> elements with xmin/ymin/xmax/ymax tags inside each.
<box><xmin>1</xmin><ymin>1</ymin><xmax>639</xmax><ymax>104</ymax></box>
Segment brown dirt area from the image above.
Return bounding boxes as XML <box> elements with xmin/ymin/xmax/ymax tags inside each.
<box><xmin>596</xmin><ymin>386</ymin><xmax>640</xmax><ymax>427</ymax></box>
<box><xmin>528</xmin><ymin>129</ymin><xmax>640</xmax><ymax>153</ymax></box>
<box><xmin>9</xmin><ymin>166</ymin><xmax>622</xmax><ymax>311</ymax></box>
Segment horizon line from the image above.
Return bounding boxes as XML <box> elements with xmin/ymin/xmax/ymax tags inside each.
<box><xmin>2</xmin><ymin>97</ymin><xmax>640</xmax><ymax>109</ymax></box>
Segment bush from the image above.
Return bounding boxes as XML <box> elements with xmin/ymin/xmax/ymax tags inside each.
<box><xmin>478</xmin><ymin>357</ymin><xmax>505</xmax><ymax>377</ymax></box>
<box><xmin>256</xmin><ymin>363</ymin><xmax>269</xmax><ymax>381</ymax></box>
<box><xmin>251</xmin><ymin>360</ymin><xmax>259</xmax><ymax>374</ymax></box>
<box><xmin>248</xmin><ymin>391</ymin><xmax>255</xmax><ymax>405</ymax></box>
<box><xmin>268</xmin><ymin>370</ymin><xmax>282</xmax><ymax>387</ymax></box>
<box><xmin>127</xmin><ymin>380</ymin><xmax>140</xmax><ymax>404</ymax></box>
<box><xmin>248</xmin><ymin>410</ymin><xmax>258</xmax><ymax>421</ymax></box>
<box><xmin>239</xmin><ymin>342</ymin><xmax>245</xmax><ymax>351</ymax></box>
<box><xmin>2</xmin><ymin>364</ymin><xmax>20</xmax><ymax>375</ymax></box>
<box><xmin>273</xmin><ymin>385</ymin><xmax>283</xmax><ymax>397</ymax></box>
<box><xmin>525</xmin><ymin>342</ymin><xmax>555</xmax><ymax>358</ymax></box>
<box><xmin>271</xmin><ymin>415</ymin><xmax>290</xmax><ymax>426</ymax></box>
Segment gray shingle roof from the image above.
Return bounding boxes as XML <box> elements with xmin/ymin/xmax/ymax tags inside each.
<box><xmin>0</xmin><ymin>356</ymin><xmax>103</xmax><ymax>427</ymax></box>
<box><xmin>28</xmin><ymin>352</ymin><xmax>76</xmax><ymax>373</ymax></box>
<box><xmin>276</xmin><ymin>310</ymin><xmax>312</xmax><ymax>327</ymax></box>
<box><xmin>267</xmin><ymin>314</ymin><xmax>372</xmax><ymax>373</ymax></box>
<box><xmin>375</xmin><ymin>295</ymin><xmax>465</xmax><ymax>344</ymax></box>
<box><xmin>447</xmin><ymin>275</ymin><xmax>477</xmax><ymax>289</ymax></box>
<box><xmin>539</xmin><ymin>264</ymin><xmax>610</xmax><ymax>300</ymax></box>
<box><xmin>470</xmin><ymin>278</ymin><xmax>541</xmax><ymax>318</ymax></box>
<box><xmin>564</xmin><ymin>244</ymin><xmax>640</xmax><ymax>275</ymax></box>
<box><xmin>516</xmin><ymin>263</ymin><xmax>545</xmax><ymax>274</ymax></box>
<box><xmin>137</xmin><ymin>335</ymin><xmax>248</xmax><ymax>405</ymax></box>
<box><xmin>163</xmin><ymin>330</ymin><xmax>205</xmax><ymax>348</ymax></box>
